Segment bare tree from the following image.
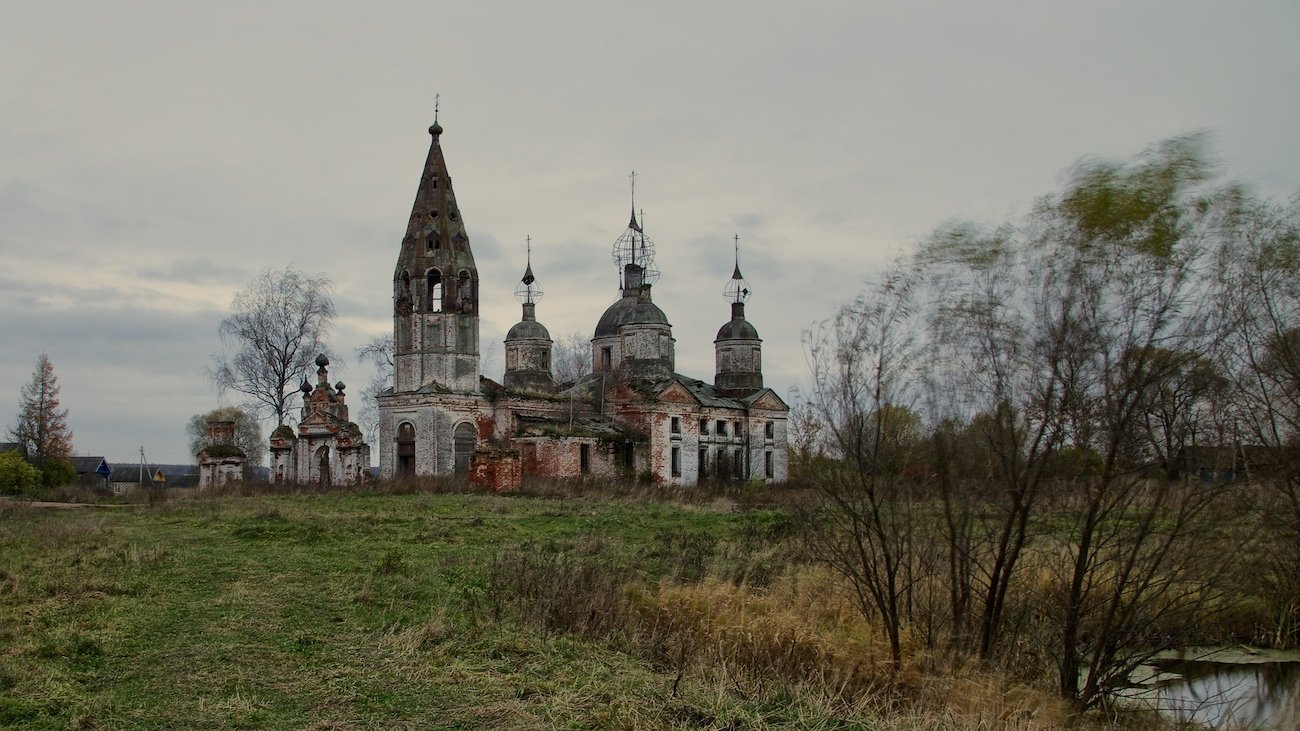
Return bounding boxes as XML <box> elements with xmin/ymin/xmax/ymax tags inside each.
<box><xmin>1030</xmin><ymin>137</ymin><xmax>1238</xmax><ymax>709</ymax></box>
<box><xmin>210</xmin><ymin>266</ymin><xmax>336</xmax><ymax>425</ymax></box>
<box><xmin>552</xmin><ymin>331</ymin><xmax>591</xmax><ymax>385</ymax></box>
<box><xmin>804</xmin><ymin>265</ymin><xmax>927</xmax><ymax>673</ymax></box>
<box><xmin>1214</xmin><ymin>195</ymin><xmax>1300</xmax><ymax>647</ymax></box>
<box><xmin>356</xmin><ymin>334</ymin><xmax>394</xmax><ymax>444</ymax></box>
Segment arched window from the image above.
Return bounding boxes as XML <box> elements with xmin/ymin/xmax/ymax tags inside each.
<box><xmin>315</xmin><ymin>445</ymin><xmax>331</xmax><ymax>486</ymax></box>
<box><xmin>396</xmin><ymin>422</ymin><xmax>415</xmax><ymax>476</ymax></box>
<box><xmin>453</xmin><ymin>422</ymin><xmax>476</xmax><ymax>474</ymax></box>
<box><xmin>427</xmin><ymin>270</ymin><xmax>443</xmax><ymax>312</ymax></box>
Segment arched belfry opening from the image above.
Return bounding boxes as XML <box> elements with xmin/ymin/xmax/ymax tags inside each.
<box><xmin>427</xmin><ymin>269</ymin><xmax>443</xmax><ymax>313</ymax></box>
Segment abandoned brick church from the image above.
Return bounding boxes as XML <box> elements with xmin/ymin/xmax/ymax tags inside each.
<box><xmin>374</xmin><ymin>120</ymin><xmax>789</xmax><ymax>486</ymax></box>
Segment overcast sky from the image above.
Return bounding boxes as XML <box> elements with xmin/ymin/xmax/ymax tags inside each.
<box><xmin>3</xmin><ymin>1</ymin><xmax>1298</xmax><ymax>466</ymax></box>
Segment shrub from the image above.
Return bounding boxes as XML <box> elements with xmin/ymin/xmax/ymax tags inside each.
<box><xmin>0</xmin><ymin>451</ymin><xmax>40</xmax><ymax>496</ymax></box>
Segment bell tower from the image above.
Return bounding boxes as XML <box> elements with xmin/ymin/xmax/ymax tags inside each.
<box><xmin>392</xmin><ymin>113</ymin><xmax>480</xmax><ymax>394</ymax></box>
<box><xmin>714</xmin><ymin>235</ymin><xmax>763</xmax><ymax>392</ymax></box>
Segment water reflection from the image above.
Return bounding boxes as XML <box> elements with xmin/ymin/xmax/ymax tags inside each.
<box><xmin>1151</xmin><ymin>660</ymin><xmax>1299</xmax><ymax>729</ymax></box>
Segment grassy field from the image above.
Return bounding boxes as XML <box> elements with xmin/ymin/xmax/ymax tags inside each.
<box><xmin>1</xmin><ymin>486</ymin><xmax>1126</xmax><ymax>730</ymax></box>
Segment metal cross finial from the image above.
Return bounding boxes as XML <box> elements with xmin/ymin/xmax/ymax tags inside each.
<box><xmin>629</xmin><ymin>170</ymin><xmax>637</xmax><ymax>211</ymax></box>
<box><xmin>526</xmin><ymin>235</ymin><xmax>532</xmax><ymax>262</ymax></box>
<box><xmin>434</xmin><ymin>93</ymin><xmax>440</xmax><ymax>123</ymax></box>
<box><xmin>734</xmin><ymin>234</ymin><xmax>740</xmax><ymax>262</ymax></box>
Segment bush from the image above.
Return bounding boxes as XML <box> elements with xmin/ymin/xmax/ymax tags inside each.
<box><xmin>0</xmin><ymin>451</ymin><xmax>41</xmax><ymax>496</ymax></box>
<box><xmin>40</xmin><ymin>458</ymin><xmax>76</xmax><ymax>488</ymax></box>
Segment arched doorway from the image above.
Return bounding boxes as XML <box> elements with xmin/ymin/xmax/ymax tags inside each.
<box><xmin>396</xmin><ymin>422</ymin><xmax>415</xmax><ymax>476</ymax></box>
<box><xmin>453</xmin><ymin>422</ymin><xmax>476</xmax><ymax>474</ymax></box>
<box><xmin>315</xmin><ymin>445</ymin><xmax>331</xmax><ymax>486</ymax></box>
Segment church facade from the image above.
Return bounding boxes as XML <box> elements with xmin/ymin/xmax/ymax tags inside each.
<box><xmin>376</xmin><ymin>121</ymin><xmax>788</xmax><ymax>486</ymax></box>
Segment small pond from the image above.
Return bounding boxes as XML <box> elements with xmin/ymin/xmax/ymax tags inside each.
<box><xmin>1119</xmin><ymin>648</ymin><xmax>1300</xmax><ymax>729</ymax></box>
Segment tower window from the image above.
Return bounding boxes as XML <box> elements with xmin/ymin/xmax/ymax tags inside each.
<box><xmin>427</xmin><ymin>231</ymin><xmax>441</xmax><ymax>250</ymax></box>
<box><xmin>765</xmin><ymin>450</ymin><xmax>774</xmax><ymax>479</ymax></box>
<box><xmin>699</xmin><ymin>419</ymin><xmax>708</xmax><ymax>435</ymax></box>
<box><xmin>670</xmin><ymin>417</ymin><xmax>680</xmax><ymax>434</ymax></box>
<box><xmin>765</xmin><ymin>421</ymin><xmax>774</xmax><ymax>439</ymax></box>
<box><xmin>427</xmin><ymin>270</ymin><xmax>443</xmax><ymax>312</ymax></box>
<box><xmin>671</xmin><ymin>447</ymin><xmax>681</xmax><ymax>477</ymax></box>
<box><xmin>580</xmin><ymin>444</ymin><xmax>591</xmax><ymax>474</ymax></box>
<box><xmin>716</xmin><ymin>420</ymin><xmax>727</xmax><ymax>436</ymax></box>
<box><xmin>734</xmin><ymin>421</ymin><xmax>742</xmax><ymax>437</ymax></box>
<box><xmin>601</xmin><ymin>346</ymin><xmax>612</xmax><ymax>370</ymax></box>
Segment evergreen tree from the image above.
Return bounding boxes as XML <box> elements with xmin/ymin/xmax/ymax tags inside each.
<box><xmin>10</xmin><ymin>354</ymin><xmax>74</xmax><ymax>485</ymax></box>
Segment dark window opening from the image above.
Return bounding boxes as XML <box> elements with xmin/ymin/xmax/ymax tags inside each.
<box><xmin>427</xmin><ymin>231</ymin><xmax>441</xmax><ymax>250</ymax></box>
<box><xmin>765</xmin><ymin>450</ymin><xmax>774</xmax><ymax>479</ymax></box>
<box><xmin>716</xmin><ymin>420</ymin><xmax>727</xmax><ymax>436</ymax></box>
<box><xmin>734</xmin><ymin>421</ymin><xmax>742</xmax><ymax>437</ymax></box>
<box><xmin>697</xmin><ymin>447</ymin><xmax>707</xmax><ymax>480</ymax></box>
<box><xmin>765</xmin><ymin>421</ymin><xmax>774</xmax><ymax>439</ymax></box>
<box><xmin>580</xmin><ymin>444</ymin><xmax>591</xmax><ymax>474</ymax></box>
<box><xmin>699</xmin><ymin>419</ymin><xmax>708</xmax><ymax>435</ymax></box>
<box><xmin>621</xmin><ymin>442</ymin><xmax>634</xmax><ymax>472</ymax></box>
<box><xmin>733</xmin><ymin>449</ymin><xmax>744</xmax><ymax>480</ymax></box>
<box><xmin>601</xmin><ymin>346</ymin><xmax>612</xmax><ymax>370</ymax></box>
<box><xmin>670</xmin><ymin>417</ymin><xmax>681</xmax><ymax>434</ymax></box>
<box><xmin>671</xmin><ymin>447</ymin><xmax>681</xmax><ymax>477</ymax></box>
<box><xmin>397</xmin><ymin>422</ymin><xmax>415</xmax><ymax>475</ymax></box>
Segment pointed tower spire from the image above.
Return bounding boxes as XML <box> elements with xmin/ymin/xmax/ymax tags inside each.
<box><xmin>715</xmin><ymin>234</ymin><xmax>762</xmax><ymax>392</ymax></box>
<box><xmin>391</xmin><ymin>112</ymin><xmax>481</xmax><ymax>394</ymax></box>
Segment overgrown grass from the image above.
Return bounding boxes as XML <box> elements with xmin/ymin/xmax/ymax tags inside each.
<box><xmin>1</xmin><ymin>484</ymin><xmax>1169</xmax><ymax>729</ymax></box>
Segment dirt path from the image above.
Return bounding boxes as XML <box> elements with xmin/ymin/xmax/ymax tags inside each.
<box><xmin>0</xmin><ymin>497</ymin><xmax>129</xmax><ymax>509</ymax></box>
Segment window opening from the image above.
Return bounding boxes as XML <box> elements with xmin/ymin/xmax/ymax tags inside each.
<box><xmin>580</xmin><ymin>444</ymin><xmax>591</xmax><ymax>474</ymax></box>
<box><xmin>670</xmin><ymin>417</ymin><xmax>681</xmax><ymax>434</ymax></box>
<box><xmin>601</xmin><ymin>346</ymin><xmax>612</xmax><ymax>370</ymax></box>
<box><xmin>397</xmin><ymin>422</ymin><xmax>415</xmax><ymax>476</ymax></box>
<box><xmin>765</xmin><ymin>421</ymin><xmax>774</xmax><ymax>439</ymax></box>
<box><xmin>699</xmin><ymin>419</ymin><xmax>708</xmax><ymax>435</ymax></box>
<box><xmin>765</xmin><ymin>450</ymin><xmax>774</xmax><ymax>478</ymax></box>
<box><xmin>427</xmin><ymin>270</ymin><xmax>443</xmax><ymax>312</ymax></box>
<box><xmin>671</xmin><ymin>447</ymin><xmax>681</xmax><ymax>477</ymax></box>
<box><xmin>716</xmin><ymin>420</ymin><xmax>727</xmax><ymax>436</ymax></box>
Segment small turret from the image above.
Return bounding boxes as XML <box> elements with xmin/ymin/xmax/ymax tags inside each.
<box><xmin>504</xmin><ymin>238</ymin><xmax>556</xmax><ymax>392</ymax></box>
<box><xmin>714</xmin><ymin>235</ymin><xmax>763</xmax><ymax>392</ymax></box>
